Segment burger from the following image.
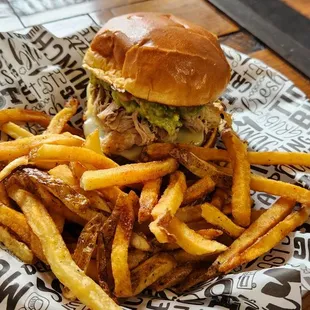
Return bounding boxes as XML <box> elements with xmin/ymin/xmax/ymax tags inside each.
<box><xmin>83</xmin><ymin>12</ymin><xmax>230</xmax><ymax>160</ymax></box>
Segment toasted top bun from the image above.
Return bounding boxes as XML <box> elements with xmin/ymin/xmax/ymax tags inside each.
<box><xmin>83</xmin><ymin>12</ymin><xmax>230</xmax><ymax>107</ymax></box>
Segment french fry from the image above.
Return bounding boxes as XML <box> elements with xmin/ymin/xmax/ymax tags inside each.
<box><xmin>0</xmin><ymin>182</ymin><xmax>12</xmax><ymax>207</ymax></box>
<box><xmin>197</xmin><ymin>228</ymin><xmax>223</xmax><ymax>239</ymax></box>
<box><xmin>150</xmin><ymin>263</ymin><xmax>193</xmax><ymax>291</ymax></box>
<box><xmin>131</xmin><ymin>253</ymin><xmax>176</xmax><ymax>295</ymax></box>
<box><xmin>172</xmin><ymin>249</ymin><xmax>218</xmax><ymax>263</ymax></box>
<box><xmin>63</xmin><ymin>214</ymin><xmax>104</xmax><ymax>299</ymax></box>
<box><xmin>236</xmin><ymin>205</ymin><xmax>310</xmax><ymax>268</ymax></box>
<box><xmin>251</xmin><ymin>209</ymin><xmax>266</xmax><ymax>223</ymax></box>
<box><xmin>167</xmin><ymin>217</ymin><xmax>227</xmax><ymax>255</ymax></box>
<box><xmin>111</xmin><ymin>192</ymin><xmax>135</xmax><ymax>297</ymax></box>
<box><xmin>130</xmin><ymin>232</ymin><xmax>151</xmax><ymax>251</ymax></box>
<box><xmin>201</xmin><ymin>203</ymin><xmax>245</xmax><ymax>238</ymax></box>
<box><xmin>210</xmin><ymin>188</ymin><xmax>229</xmax><ymax>210</ymax></box>
<box><xmin>222</xmin><ymin>203</ymin><xmax>232</xmax><ymax>215</ymax></box>
<box><xmin>176</xmin><ymin>205</ymin><xmax>202</xmax><ymax>223</ymax></box>
<box><xmin>149</xmin><ymin>171</ymin><xmax>186</xmax><ymax>243</ymax></box>
<box><xmin>222</xmin><ymin>129</ymin><xmax>251</xmax><ymax>227</ymax></box>
<box><xmin>203</xmin><ymin>128</ymin><xmax>218</xmax><ymax>148</ymax></box>
<box><xmin>248</xmin><ymin>151</ymin><xmax>310</xmax><ymax>166</ymax></box>
<box><xmin>29</xmin><ymin>144</ymin><xmax>118</xmax><ymax>169</ymax></box>
<box><xmin>250</xmin><ymin>174</ymin><xmax>310</xmax><ymax>204</ymax></box>
<box><xmin>170</xmin><ymin>149</ymin><xmax>232</xmax><ymax>188</ymax></box>
<box><xmin>81</xmin><ymin>158</ymin><xmax>178</xmax><ymax>191</ymax></box>
<box><xmin>0</xmin><ymin>155</ymin><xmax>28</xmax><ymax>182</ymax></box>
<box><xmin>141</xmin><ymin>143</ymin><xmax>175</xmax><ymax>161</ymax></box>
<box><xmin>0</xmin><ymin>133</ymin><xmax>83</xmax><ymax>161</ymax></box>
<box><xmin>45</xmin><ymin>98</ymin><xmax>78</xmax><ymax>134</ymax></box>
<box><xmin>0</xmin><ymin>225</ymin><xmax>34</xmax><ymax>263</ymax></box>
<box><xmin>49</xmin><ymin>164</ymin><xmax>78</xmax><ymax>186</ymax></box>
<box><xmin>84</xmin><ymin>129</ymin><xmax>103</xmax><ymax>155</ymax></box>
<box><xmin>50</xmin><ymin>210</ymin><xmax>65</xmax><ymax>234</ymax></box>
<box><xmin>128</xmin><ymin>249</ymin><xmax>149</xmax><ymax>270</ymax></box>
<box><xmin>1</xmin><ymin>122</ymin><xmax>33</xmax><ymax>139</ymax></box>
<box><xmin>8</xmin><ymin>186</ymin><xmax>120</xmax><ymax>310</ymax></box>
<box><xmin>183</xmin><ymin>175</ymin><xmax>215</xmax><ymax>205</ymax></box>
<box><xmin>138</xmin><ymin>178</ymin><xmax>162</xmax><ymax>223</ymax></box>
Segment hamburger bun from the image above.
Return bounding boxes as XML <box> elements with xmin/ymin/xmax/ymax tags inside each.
<box><xmin>83</xmin><ymin>12</ymin><xmax>230</xmax><ymax>107</ymax></box>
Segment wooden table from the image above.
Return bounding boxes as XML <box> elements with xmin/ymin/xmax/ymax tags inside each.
<box><xmin>1</xmin><ymin>0</ymin><xmax>310</xmax><ymax>308</ymax></box>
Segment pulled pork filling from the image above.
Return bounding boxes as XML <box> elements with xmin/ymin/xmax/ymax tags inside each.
<box><xmin>90</xmin><ymin>78</ymin><xmax>220</xmax><ymax>153</ymax></box>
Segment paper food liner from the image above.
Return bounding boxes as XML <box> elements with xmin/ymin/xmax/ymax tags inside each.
<box><xmin>0</xmin><ymin>26</ymin><xmax>309</xmax><ymax>310</ymax></box>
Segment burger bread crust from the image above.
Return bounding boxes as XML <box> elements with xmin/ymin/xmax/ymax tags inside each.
<box><xmin>83</xmin><ymin>12</ymin><xmax>230</xmax><ymax>107</ymax></box>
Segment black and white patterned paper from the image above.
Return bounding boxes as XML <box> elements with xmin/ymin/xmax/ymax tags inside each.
<box><xmin>0</xmin><ymin>26</ymin><xmax>309</xmax><ymax>310</ymax></box>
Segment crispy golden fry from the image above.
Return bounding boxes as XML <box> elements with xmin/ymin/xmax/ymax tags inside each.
<box><xmin>0</xmin><ymin>155</ymin><xmax>28</xmax><ymax>182</ymax></box>
<box><xmin>29</xmin><ymin>144</ymin><xmax>118</xmax><ymax>169</ymax></box>
<box><xmin>138</xmin><ymin>178</ymin><xmax>162</xmax><ymax>223</ymax></box>
<box><xmin>45</xmin><ymin>98</ymin><xmax>78</xmax><ymax>134</ymax></box>
<box><xmin>170</xmin><ymin>149</ymin><xmax>232</xmax><ymax>188</ymax></box>
<box><xmin>222</xmin><ymin>129</ymin><xmax>251</xmax><ymax>227</ymax></box>
<box><xmin>150</xmin><ymin>263</ymin><xmax>193</xmax><ymax>291</ymax></box>
<box><xmin>214</xmin><ymin>198</ymin><xmax>295</xmax><ymax>273</ymax></box>
<box><xmin>0</xmin><ymin>182</ymin><xmax>11</xmax><ymax>207</ymax></box>
<box><xmin>0</xmin><ymin>134</ymin><xmax>83</xmax><ymax>161</ymax></box>
<box><xmin>201</xmin><ymin>203</ymin><xmax>245</xmax><ymax>238</ymax></box>
<box><xmin>81</xmin><ymin>158</ymin><xmax>178</xmax><ymax>191</ymax></box>
<box><xmin>237</xmin><ymin>205</ymin><xmax>310</xmax><ymax>266</ymax></box>
<box><xmin>8</xmin><ymin>186</ymin><xmax>120</xmax><ymax>310</ymax></box>
<box><xmin>176</xmin><ymin>205</ymin><xmax>202</xmax><ymax>223</ymax></box>
<box><xmin>111</xmin><ymin>192</ymin><xmax>135</xmax><ymax>297</ymax></box>
<box><xmin>130</xmin><ymin>232</ymin><xmax>151</xmax><ymax>251</ymax></box>
<box><xmin>141</xmin><ymin>143</ymin><xmax>175</xmax><ymax>161</ymax></box>
<box><xmin>84</xmin><ymin>129</ymin><xmax>103</xmax><ymax>155</ymax></box>
<box><xmin>1</xmin><ymin>122</ymin><xmax>33</xmax><ymax>139</ymax></box>
<box><xmin>0</xmin><ymin>225</ymin><xmax>34</xmax><ymax>263</ymax></box>
<box><xmin>131</xmin><ymin>253</ymin><xmax>176</xmax><ymax>295</ymax></box>
<box><xmin>50</xmin><ymin>210</ymin><xmax>65</xmax><ymax>234</ymax></box>
<box><xmin>251</xmin><ymin>209</ymin><xmax>266</xmax><ymax>223</ymax></box>
<box><xmin>222</xmin><ymin>203</ymin><xmax>232</xmax><ymax>215</ymax></box>
<box><xmin>82</xmin><ymin>191</ymin><xmax>111</xmax><ymax>213</ymax></box>
<box><xmin>250</xmin><ymin>174</ymin><xmax>310</xmax><ymax>204</ymax></box>
<box><xmin>49</xmin><ymin>165</ymin><xmax>78</xmax><ymax>186</ymax></box>
<box><xmin>172</xmin><ymin>249</ymin><xmax>218</xmax><ymax>263</ymax></box>
<box><xmin>183</xmin><ymin>175</ymin><xmax>215</xmax><ymax>205</ymax></box>
<box><xmin>128</xmin><ymin>249</ymin><xmax>149</xmax><ymax>270</ymax></box>
<box><xmin>203</xmin><ymin>128</ymin><xmax>218</xmax><ymax>148</ymax></box>
<box><xmin>149</xmin><ymin>171</ymin><xmax>186</xmax><ymax>243</ymax></box>
<box><xmin>167</xmin><ymin>217</ymin><xmax>227</xmax><ymax>255</ymax></box>
<box><xmin>248</xmin><ymin>151</ymin><xmax>310</xmax><ymax>166</ymax></box>
<box><xmin>63</xmin><ymin>214</ymin><xmax>104</xmax><ymax>300</ymax></box>
<box><xmin>197</xmin><ymin>228</ymin><xmax>223</xmax><ymax>239</ymax></box>
<box><xmin>210</xmin><ymin>188</ymin><xmax>229</xmax><ymax>210</ymax></box>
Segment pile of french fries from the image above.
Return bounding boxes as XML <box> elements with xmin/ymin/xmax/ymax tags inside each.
<box><xmin>0</xmin><ymin>98</ymin><xmax>309</xmax><ymax>309</ymax></box>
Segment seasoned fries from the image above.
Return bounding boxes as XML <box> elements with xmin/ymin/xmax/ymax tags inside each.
<box><xmin>81</xmin><ymin>158</ymin><xmax>178</xmax><ymax>190</ymax></box>
<box><xmin>222</xmin><ymin>128</ymin><xmax>251</xmax><ymax>227</ymax></box>
<box><xmin>0</xmin><ymin>100</ymin><xmax>309</xmax><ymax>307</ymax></box>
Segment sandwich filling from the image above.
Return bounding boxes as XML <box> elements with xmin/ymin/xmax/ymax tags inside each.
<box><xmin>84</xmin><ymin>76</ymin><xmax>221</xmax><ymax>155</ymax></box>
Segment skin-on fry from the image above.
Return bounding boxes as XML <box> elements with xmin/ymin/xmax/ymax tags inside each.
<box><xmin>63</xmin><ymin>214</ymin><xmax>104</xmax><ymax>299</ymax></box>
<box><xmin>138</xmin><ymin>178</ymin><xmax>162</xmax><ymax>223</ymax></box>
<box><xmin>149</xmin><ymin>171</ymin><xmax>186</xmax><ymax>243</ymax></box>
<box><xmin>8</xmin><ymin>186</ymin><xmax>120</xmax><ymax>310</ymax></box>
<box><xmin>141</xmin><ymin>143</ymin><xmax>175</xmax><ymax>161</ymax></box>
<box><xmin>0</xmin><ymin>134</ymin><xmax>83</xmax><ymax>161</ymax></box>
<box><xmin>1</xmin><ymin>122</ymin><xmax>33</xmax><ymax>139</ymax></box>
<box><xmin>183</xmin><ymin>175</ymin><xmax>215</xmax><ymax>205</ymax></box>
<box><xmin>167</xmin><ymin>217</ymin><xmax>227</xmax><ymax>255</ymax></box>
<box><xmin>45</xmin><ymin>98</ymin><xmax>78</xmax><ymax>134</ymax></box>
<box><xmin>128</xmin><ymin>249</ymin><xmax>149</xmax><ymax>270</ymax></box>
<box><xmin>201</xmin><ymin>203</ymin><xmax>244</xmax><ymax>238</ymax></box>
<box><xmin>84</xmin><ymin>129</ymin><xmax>103</xmax><ymax>155</ymax></box>
<box><xmin>81</xmin><ymin>158</ymin><xmax>178</xmax><ymax>191</ymax></box>
<box><xmin>0</xmin><ymin>225</ymin><xmax>34</xmax><ymax>264</ymax></box>
<box><xmin>236</xmin><ymin>205</ymin><xmax>310</xmax><ymax>268</ymax></box>
<box><xmin>203</xmin><ymin>128</ymin><xmax>218</xmax><ymax>148</ymax></box>
<box><xmin>222</xmin><ymin>129</ymin><xmax>251</xmax><ymax>227</ymax></box>
<box><xmin>29</xmin><ymin>144</ymin><xmax>118</xmax><ymax>169</ymax></box>
<box><xmin>131</xmin><ymin>253</ymin><xmax>176</xmax><ymax>295</ymax></box>
<box><xmin>210</xmin><ymin>188</ymin><xmax>229</xmax><ymax>210</ymax></box>
<box><xmin>130</xmin><ymin>232</ymin><xmax>152</xmax><ymax>252</ymax></box>
<box><xmin>150</xmin><ymin>263</ymin><xmax>193</xmax><ymax>291</ymax></box>
<box><xmin>111</xmin><ymin>192</ymin><xmax>135</xmax><ymax>297</ymax></box>
<box><xmin>0</xmin><ymin>155</ymin><xmax>28</xmax><ymax>182</ymax></box>
<box><xmin>170</xmin><ymin>149</ymin><xmax>232</xmax><ymax>188</ymax></box>
<box><xmin>250</xmin><ymin>174</ymin><xmax>310</xmax><ymax>204</ymax></box>
<box><xmin>176</xmin><ymin>205</ymin><xmax>202</xmax><ymax>223</ymax></box>
<box><xmin>49</xmin><ymin>165</ymin><xmax>78</xmax><ymax>186</ymax></box>
<box><xmin>172</xmin><ymin>249</ymin><xmax>218</xmax><ymax>263</ymax></box>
